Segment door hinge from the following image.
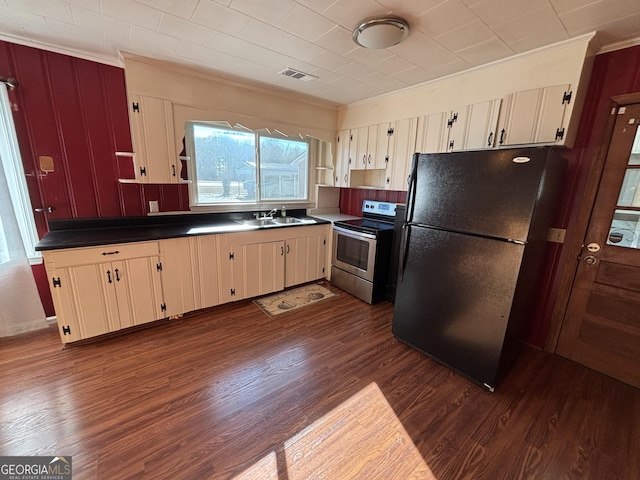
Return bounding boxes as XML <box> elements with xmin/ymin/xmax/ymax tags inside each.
<box><xmin>387</xmin><ymin>127</ymin><xmax>394</xmax><ymax>136</ymax></box>
<box><xmin>62</xmin><ymin>325</ymin><xmax>71</xmax><ymax>336</ymax></box>
<box><xmin>52</xmin><ymin>277</ymin><xmax>61</xmax><ymax>288</ymax></box>
<box><xmin>322</xmin><ymin>267</ymin><xmax>325</xmax><ymax>273</ymax></box>
<box><xmin>230</xmin><ymin>288</ymin><xmax>236</xmax><ymax>296</ymax></box>
<box><xmin>229</xmin><ymin>252</ymin><xmax>235</xmax><ymax>260</ymax></box>
<box><xmin>160</xmin><ymin>303</ymin><xmax>167</xmax><ymax>312</ymax></box>
<box><xmin>449</xmin><ymin>140</ymin><xmax>455</xmax><ymax>150</ymax></box>
<box><xmin>156</xmin><ymin>262</ymin><xmax>163</xmax><ymax>272</ymax></box>
<box><xmin>447</xmin><ymin>112</ymin><xmax>458</xmax><ymax>127</ymax></box>
<box><xmin>562</xmin><ymin>91</ymin><xmax>572</xmax><ymax>104</ymax></box>
<box><xmin>555</xmin><ymin>128</ymin><xmax>565</xmax><ymax>141</ymax></box>
<box><xmin>139</xmin><ymin>166</ymin><xmax>147</xmax><ymax>176</ymax></box>
<box><xmin>132</xmin><ymin>102</ymin><xmax>140</xmax><ymax>113</ymax></box>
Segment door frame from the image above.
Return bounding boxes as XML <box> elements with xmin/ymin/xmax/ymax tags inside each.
<box><xmin>546</xmin><ymin>92</ymin><xmax>640</xmax><ymax>352</ymax></box>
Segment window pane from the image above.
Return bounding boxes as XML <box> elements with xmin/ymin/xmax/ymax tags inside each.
<box><xmin>616</xmin><ymin>169</ymin><xmax>640</xmax><ymax>207</ymax></box>
<box><xmin>608</xmin><ymin>210</ymin><xmax>640</xmax><ymax>248</ymax></box>
<box><xmin>193</xmin><ymin>125</ymin><xmax>256</xmax><ymax>203</ymax></box>
<box><xmin>259</xmin><ymin>137</ymin><xmax>308</xmax><ymax>201</ymax></box>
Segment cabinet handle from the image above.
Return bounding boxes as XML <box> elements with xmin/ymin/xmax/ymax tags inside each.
<box><xmin>367</xmin><ymin>154</ymin><xmax>371</xmax><ymax>164</ymax></box>
<box><xmin>281</xmin><ymin>246</ymin><xmax>284</xmax><ymax>255</ymax></box>
<box><xmin>362</xmin><ymin>155</ymin><xmax>366</xmax><ymax>165</ymax></box>
<box><xmin>286</xmin><ymin>244</ymin><xmax>290</xmax><ymax>254</ymax></box>
<box><xmin>487</xmin><ymin>132</ymin><xmax>493</xmax><ymax>147</ymax></box>
<box><xmin>101</xmin><ymin>250</ymin><xmax>120</xmax><ymax>256</ymax></box>
<box><xmin>385</xmin><ymin>156</ymin><xmax>389</xmax><ymax>165</ymax></box>
<box><xmin>344</xmin><ymin>174</ymin><xmax>348</xmax><ymax>183</ymax></box>
<box><xmin>114</xmin><ymin>268</ymin><xmax>120</xmax><ymax>282</ymax></box>
<box><xmin>35</xmin><ymin>206</ymin><xmax>55</xmax><ymax>213</ymax></box>
<box><xmin>172</xmin><ymin>165</ymin><xmax>176</xmax><ymax>177</ymax></box>
<box><xmin>499</xmin><ymin>129</ymin><xmax>505</xmax><ymax>145</ymax></box>
<box><xmin>106</xmin><ymin>270</ymin><xmax>112</xmax><ymax>284</ymax></box>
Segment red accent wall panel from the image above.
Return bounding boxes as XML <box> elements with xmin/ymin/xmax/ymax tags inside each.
<box><xmin>340</xmin><ymin>188</ymin><xmax>407</xmax><ymax>215</ymax></box>
<box><xmin>528</xmin><ymin>44</ymin><xmax>640</xmax><ymax>347</ymax></box>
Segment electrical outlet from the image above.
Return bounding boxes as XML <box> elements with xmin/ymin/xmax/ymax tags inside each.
<box><xmin>149</xmin><ymin>200</ymin><xmax>159</xmax><ymax>213</ymax></box>
<box><xmin>547</xmin><ymin>228</ymin><xmax>566</xmax><ymax>243</ymax></box>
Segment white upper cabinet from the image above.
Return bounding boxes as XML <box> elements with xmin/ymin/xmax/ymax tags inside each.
<box><xmin>128</xmin><ymin>94</ymin><xmax>181</xmax><ymax>184</ymax></box>
<box><xmin>448</xmin><ymin>99</ymin><xmax>502</xmax><ymax>151</ymax></box>
<box><xmin>497</xmin><ymin>84</ymin><xmax>572</xmax><ymax>147</ymax></box>
<box><xmin>416</xmin><ymin>112</ymin><xmax>450</xmax><ymax>154</ymax></box>
<box><xmin>334</xmin><ymin>129</ymin><xmax>352</xmax><ymax>188</ymax></box>
<box><xmin>386</xmin><ymin>117</ymin><xmax>418</xmax><ymax>191</ymax></box>
<box><xmin>416</xmin><ymin>99</ymin><xmax>501</xmax><ymax>154</ymax></box>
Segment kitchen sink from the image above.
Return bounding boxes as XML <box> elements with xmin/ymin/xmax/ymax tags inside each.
<box><xmin>271</xmin><ymin>217</ymin><xmax>304</xmax><ymax>224</ymax></box>
<box><xmin>239</xmin><ymin>218</ymin><xmax>276</xmax><ymax>227</ymax></box>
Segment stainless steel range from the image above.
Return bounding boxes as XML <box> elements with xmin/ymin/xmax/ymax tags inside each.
<box><xmin>331</xmin><ymin>200</ymin><xmax>396</xmax><ymax>304</ymax></box>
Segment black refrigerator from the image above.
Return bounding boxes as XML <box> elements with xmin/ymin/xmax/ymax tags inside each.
<box><xmin>392</xmin><ymin>147</ymin><xmax>565</xmax><ymax>391</ymax></box>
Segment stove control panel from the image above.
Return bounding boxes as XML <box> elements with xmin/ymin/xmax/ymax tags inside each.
<box><xmin>362</xmin><ymin>200</ymin><xmax>397</xmax><ymax>218</ymax></box>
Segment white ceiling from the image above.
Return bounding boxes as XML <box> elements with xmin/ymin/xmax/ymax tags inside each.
<box><xmin>1</xmin><ymin>0</ymin><xmax>640</xmax><ymax>106</ymax></box>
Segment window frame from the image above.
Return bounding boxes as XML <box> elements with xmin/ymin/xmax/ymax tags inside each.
<box><xmin>185</xmin><ymin>121</ymin><xmax>314</xmax><ymax>212</ymax></box>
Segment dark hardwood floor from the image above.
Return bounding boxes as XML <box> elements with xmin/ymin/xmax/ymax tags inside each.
<box><xmin>1</xmin><ymin>282</ymin><xmax>639</xmax><ymax>479</ymax></box>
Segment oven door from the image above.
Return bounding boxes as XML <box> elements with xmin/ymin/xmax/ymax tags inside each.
<box><xmin>332</xmin><ymin>226</ymin><xmax>377</xmax><ymax>282</ymax></box>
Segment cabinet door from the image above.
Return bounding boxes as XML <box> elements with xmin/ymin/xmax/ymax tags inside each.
<box><xmin>129</xmin><ymin>94</ymin><xmax>178</xmax><ymax>184</ymax></box>
<box><xmin>335</xmin><ymin>130</ymin><xmax>351</xmax><ymax>187</ymax></box>
<box><xmin>446</xmin><ymin>106</ymin><xmax>469</xmax><ymax>152</ymax></box>
<box><xmin>374</xmin><ymin>122</ymin><xmax>392</xmax><ymax>169</ymax></box>
<box><xmin>192</xmin><ymin>234</ymin><xmax>221</xmax><ymax>309</ymax></box>
<box><xmin>416</xmin><ymin>112</ymin><xmax>449</xmax><ymax>154</ymax></box>
<box><xmin>243</xmin><ymin>241</ymin><xmax>285</xmax><ymax>298</ymax></box>
<box><xmin>49</xmin><ymin>264</ymin><xmax>116</xmax><ymax>343</ymax></box>
<box><xmin>465</xmin><ymin>99</ymin><xmax>502</xmax><ymax>150</ymax></box>
<box><xmin>499</xmin><ymin>84</ymin><xmax>571</xmax><ymax>146</ymax></box>
<box><xmin>112</xmin><ymin>256</ymin><xmax>165</xmax><ymax>327</ymax></box>
<box><xmin>285</xmin><ymin>235</ymin><xmax>326</xmax><ymax>287</ymax></box>
<box><xmin>160</xmin><ymin>237</ymin><xmax>199</xmax><ymax>316</ymax></box>
<box><xmin>353</xmin><ymin>126</ymin><xmax>369</xmax><ymax>170</ymax></box>
<box><xmin>448</xmin><ymin>100</ymin><xmax>502</xmax><ymax>151</ymax></box>
<box><xmin>387</xmin><ymin>117</ymin><xmax>418</xmax><ymax>191</ymax></box>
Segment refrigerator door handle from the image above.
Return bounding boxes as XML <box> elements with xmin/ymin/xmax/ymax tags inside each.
<box><xmin>399</xmin><ymin>223</ymin><xmax>411</xmax><ymax>282</ymax></box>
<box><xmin>406</xmin><ymin>153</ymin><xmax>419</xmax><ymax>223</ymax></box>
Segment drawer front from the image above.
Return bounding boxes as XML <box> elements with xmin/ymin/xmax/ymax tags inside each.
<box><xmin>44</xmin><ymin>241</ymin><xmax>160</xmax><ymax>268</ymax></box>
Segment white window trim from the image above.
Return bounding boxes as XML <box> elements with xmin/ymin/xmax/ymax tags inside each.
<box><xmin>0</xmin><ymin>86</ymin><xmax>42</xmax><ymax>265</ymax></box>
<box><xmin>186</xmin><ymin>121</ymin><xmax>315</xmax><ymax>213</ymax></box>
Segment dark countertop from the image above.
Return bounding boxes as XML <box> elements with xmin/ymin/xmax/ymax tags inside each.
<box><xmin>35</xmin><ymin>210</ymin><xmax>329</xmax><ymax>251</ymax></box>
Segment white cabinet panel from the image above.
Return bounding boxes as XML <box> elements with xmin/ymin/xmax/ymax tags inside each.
<box><xmin>499</xmin><ymin>84</ymin><xmax>571</xmax><ymax>146</ymax></box>
<box><xmin>129</xmin><ymin>94</ymin><xmax>180</xmax><ymax>184</ymax></box>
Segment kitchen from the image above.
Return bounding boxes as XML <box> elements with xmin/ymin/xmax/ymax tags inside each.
<box><xmin>1</xmin><ymin>1</ymin><xmax>640</xmax><ymax>478</ymax></box>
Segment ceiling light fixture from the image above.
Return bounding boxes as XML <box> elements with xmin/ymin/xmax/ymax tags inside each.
<box><xmin>352</xmin><ymin>15</ymin><xmax>410</xmax><ymax>49</ymax></box>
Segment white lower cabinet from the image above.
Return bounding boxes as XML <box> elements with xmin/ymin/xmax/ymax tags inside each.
<box><xmin>44</xmin><ymin>242</ymin><xmax>165</xmax><ymax>343</ymax></box>
<box><xmin>220</xmin><ymin>225</ymin><xmax>329</xmax><ymax>302</ymax></box>
<box><xmin>160</xmin><ymin>235</ymin><xmax>221</xmax><ymax>316</ymax></box>
<box><xmin>285</xmin><ymin>234</ymin><xmax>327</xmax><ymax>287</ymax></box>
<box><xmin>45</xmin><ymin>225</ymin><xmax>330</xmax><ymax>343</ymax></box>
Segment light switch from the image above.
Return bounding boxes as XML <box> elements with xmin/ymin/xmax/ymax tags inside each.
<box><xmin>149</xmin><ymin>200</ymin><xmax>159</xmax><ymax>213</ymax></box>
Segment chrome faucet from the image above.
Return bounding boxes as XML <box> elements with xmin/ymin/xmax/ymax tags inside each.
<box><xmin>254</xmin><ymin>208</ymin><xmax>278</xmax><ymax>219</ymax></box>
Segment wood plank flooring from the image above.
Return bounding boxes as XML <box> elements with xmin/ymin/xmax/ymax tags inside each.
<box><xmin>1</xmin><ymin>282</ymin><xmax>639</xmax><ymax>479</ymax></box>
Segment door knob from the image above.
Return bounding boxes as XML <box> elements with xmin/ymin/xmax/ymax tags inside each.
<box><xmin>584</xmin><ymin>255</ymin><xmax>598</xmax><ymax>265</ymax></box>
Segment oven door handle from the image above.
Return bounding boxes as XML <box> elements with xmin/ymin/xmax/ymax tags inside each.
<box><xmin>333</xmin><ymin>225</ymin><xmax>376</xmax><ymax>240</ymax></box>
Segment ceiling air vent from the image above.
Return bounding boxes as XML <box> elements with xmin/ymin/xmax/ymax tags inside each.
<box><xmin>278</xmin><ymin>68</ymin><xmax>318</xmax><ymax>82</ymax></box>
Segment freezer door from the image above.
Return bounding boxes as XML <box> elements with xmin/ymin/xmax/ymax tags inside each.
<box><xmin>392</xmin><ymin>226</ymin><xmax>525</xmax><ymax>388</ymax></box>
<box><xmin>408</xmin><ymin>147</ymin><xmax>552</xmax><ymax>241</ymax></box>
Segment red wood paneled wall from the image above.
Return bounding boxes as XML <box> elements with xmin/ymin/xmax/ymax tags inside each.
<box><xmin>0</xmin><ymin>40</ymin><xmax>189</xmax><ymax>316</ymax></box>
<box><xmin>530</xmin><ymin>44</ymin><xmax>640</xmax><ymax>347</ymax></box>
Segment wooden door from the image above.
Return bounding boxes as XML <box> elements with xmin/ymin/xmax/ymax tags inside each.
<box><xmin>556</xmin><ymin>103</ymin><xmax>640</xmax><ymax>388</ymax></box>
